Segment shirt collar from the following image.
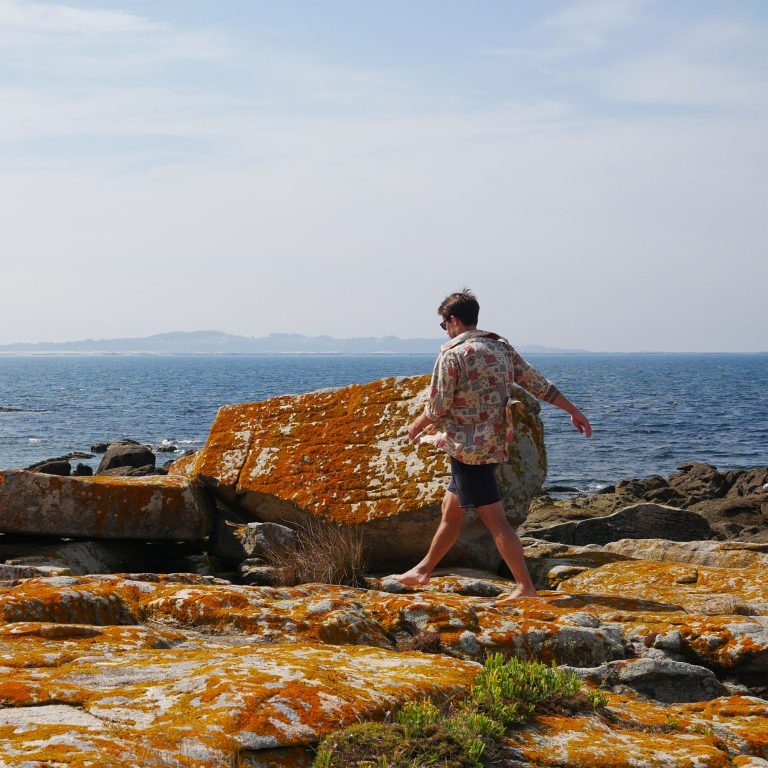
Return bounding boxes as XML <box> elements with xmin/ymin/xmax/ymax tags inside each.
<box><xmin>440</xmin><ymin>328</ymin><xmax>498</xmax><ymax>352</ymax></box>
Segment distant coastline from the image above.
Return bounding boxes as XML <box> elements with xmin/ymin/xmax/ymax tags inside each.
<box><xmin>0</xmin><ymin>330</ymin><xmax>588</xmax><ymax>355</ymax></box>
<box><xmin>0</xmin><ymin>331</ymin><xmax>764</xmax><ymax>355</ymax></box>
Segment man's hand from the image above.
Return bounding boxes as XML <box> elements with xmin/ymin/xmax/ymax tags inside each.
<box><xmin>408</xmin><ymin>412</ymin><xmax>434</xmax><ymax>443</ymax></box>
<box><xmin>570</xmin><ymin>409</ymin><xmax>592</xmax><ymax>438</ymax></box>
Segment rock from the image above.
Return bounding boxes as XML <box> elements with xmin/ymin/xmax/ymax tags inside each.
<box><xmin>0</xmin><ymin>563</ymin><xmax>72</xmax><ymax>579</ymax></box>
<box><xmin>72</xmin><ymin>462</ymin><xmax>93</xmax><ymax>476</ymax></box>
<box><xmin>604</xmin><ymin>539</ymin><xmax>768</xmax><ymax>569</ymax></box>
<box><xmin>564</xmin><ymin>658</ymin><xmax>728</xmax><ymax>703</ymax></box>
<box><xmin>166</xmin><ymin>450</ymin><xmax>198</xmax><ymax>477</ymax></box>
<box><xmin>0</xmin><ymin>619</ymin><xmax>477</xmax><ymax>767</ymax></box>
<box><xmin>156</xmin><ymin>440</ymin><xmax>178</xmax><ymax>453</ymax></box>
<box><xmin>99</xmin><ymin>464</ymin><xmax>163</xmax><ymax>477</ymax></box>
<box><xmin>728</xmin><ymin>467</ymin><xmax>768</xmax><ymax>498</ymax></box>
<box><xmin>524</xmin><ymin>503</ymin><xmax>712</xmax><ymax>546</ymax></box>
<box><xmin>668</xmin><ymin>462</ymin><xmax>729</xmax><ymax>504</ymax></box>
<box><xmin>1</xmin><ymin>571</ymin><xmax>768</xmax><ymax>765</ymax></box>
<box><xmin>91</xmin><ymin>442</ymin><xmax>110</xmax><ymax>453</ymax></box>
<box><xmin>505</xmin><ymin>690</ymin><xmax>768</xmax><ymax>768</ymax></box>
<box><xmin>192</xmin><ymin>375</ymin><xmax>547</xmax><ymax>572</ymax></box>
<box><xmin>557</xmin><ymin>559</ymin><xmax>768</xmax><ymax>618</ymax></box>
<box><xmin>23</xmin><ymin>459</ymin><xmax>71</xmax><ymax>476</ymax></box>
<box><xmin>522</xmin><ymin>538</ymin><xmax>633</xmax><ymax>590</ymax></box>
<box><xmin>237</xmin><ymin>521</ymin><xmax>298</xmax><ymax>558</ymax></box>
<box><xmin>0</xmin><ymin>540</ymin><xmax>152</xmax><ymax>575</ymax></box>
<box><xmin>97</xmin><ymin>442</ymin><xmax>156</xmax><ymax>474</ymax></box>
<box><xmin>239</xmin><ymin>562</ymin><xmax>281</xmax><ymax>585</ymax></box>
<box><xmin>0</xmin><ymin>470</ymin><xmax>212</xmax><ymax>540</ymax></box>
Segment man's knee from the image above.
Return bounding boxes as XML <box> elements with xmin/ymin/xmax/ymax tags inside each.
<box><xmin>477</xmin><ymin>502</ymin><xmax>513</xmax><ymax>534</ymax></box>
<box><xmin>441</xmin><ymin>492</ymin><xmax>463</xmax><ymax>523</ymax></box>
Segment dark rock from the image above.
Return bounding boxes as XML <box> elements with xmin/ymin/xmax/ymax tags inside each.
<box><xmin>565</xmin><ymin>658</ymin><xmax>728</xmax><ymax>703</ymax></box>
<box><xmin>97</xmin><ymin>443</ymin><xmax>156</xmax><ymax>474</ymax></box>
<box><xmin>615</xmin><ymin>475</ymin><xmax>669</xmax><ymax>498</ymax></box>
<box><xmin>208</xmin><ymin>505</ymin><xmax>259</xmax><ymax>563</ymax></box>
<box><xmin>25</xmin><ymin>460</ymin><xmax>71</xmax><ymax>476</ymax></box>
<box><xmin>156</xmin><ymin>444</ymin><xmax>178</xmax><ymax>453</ymax></box>
<box><xmin>596</xmin><ymin>484</ymin><xmax>615</xmax><ymax>495</ymax></box>
<box><xmin>544</xmin><ymin>485</ymin><xmax>581</xmax><ymax>494</ymax></box>
<box><xmin>98</xmin><ymin>465</ymin><xmax>161</xmax><ymax>477</ymax></box>
<box><xmin>668</xmin><ymin>463</ymin><xmax>729</xmax><ymax>504</ymax></box>
<box><xmin>525</xmin><ymin>503</ymin><xmax>712</xmax><ymax>546</ymax></box>
<box><xmin>72</xmin><ymin>463</ymin><xmax>93</xmax><ymax>477</ymax></box>
<box><xmin>726</xmin><ymin>467</ymin><xmax>768</xmax><ymax>498</ymax></box>
<box><xmin>91</xmin><ymin>443</ymin><xmax>110</xmax><ymax>453</ymax></box>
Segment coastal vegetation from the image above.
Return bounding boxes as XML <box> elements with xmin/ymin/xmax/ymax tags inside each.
<box><xmin>313</xmin><ymin>655</ymin><xmax>606</xmax><ymax>767</ymax></box>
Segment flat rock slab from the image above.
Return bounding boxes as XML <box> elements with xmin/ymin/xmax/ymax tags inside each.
<box><xmin>524</xmin><ymin>503</ymin><xmax>712</xmax><ymax>546</ymax></box>
<box><xmin>604</xmin><ymin>538</ymin><xmax>768</xmax><ymax>569</ymax></box>
<box><xmin>0</xmin><ymin>623</ymin><xmax>477</xmax><ymax>767</ymax></box>
<box><xmin>557</xmin><ymin>559</ymin><xmax>768</xmax><ymax>617</ymax></box>
<box><xmin>0</xmin><ymin>470</ymin><xmax>212</xmax><ymax>540</ymax></box>
<box><xmin>192</xmin><ymin>375</ymin><xmax>546</xmax><ymax>570</ymax></box>
<box><xmin>507</xmin><ymin>690</ymin><xmax>768</xmax><ymax>768</ymax></box>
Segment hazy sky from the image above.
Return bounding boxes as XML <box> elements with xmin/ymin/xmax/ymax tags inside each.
<box><xmin>1</xmin><ymin>1</ymin><xmax>766</xmax><ymax>351</ymax></box>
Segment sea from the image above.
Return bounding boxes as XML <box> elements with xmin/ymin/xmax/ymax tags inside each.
<box><xmin>1</xmin><ymin>353</ymin><xmax>766</xmax><ymax>492</ymax></box>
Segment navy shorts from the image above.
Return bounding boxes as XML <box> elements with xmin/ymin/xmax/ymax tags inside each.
<box><xmin>447</xmin><ymin>457</ymin><xmax>501</xmax><ymax>508</ymax></box>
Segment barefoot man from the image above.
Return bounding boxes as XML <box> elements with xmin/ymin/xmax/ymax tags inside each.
<box><xmin>394</xmin><ymin>289</ymin><xmax>592</xmax><ymax>597</ymax></box>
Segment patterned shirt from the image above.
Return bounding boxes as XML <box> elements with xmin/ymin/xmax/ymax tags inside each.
<box><xmin>422</xmin><ymin>329</ymin><xmax>559</xmax><ymax>464</ymax></box>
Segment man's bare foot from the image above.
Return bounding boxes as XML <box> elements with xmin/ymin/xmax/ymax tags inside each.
<box><xmin>391</xmin><ymin>568</ymin><xmax>432</xmax><ymax>587</ymax></box>
<box><xmin>509</xmin><ymin>586</ymin><xmax>537</xmax><ymax>598</ymax></box>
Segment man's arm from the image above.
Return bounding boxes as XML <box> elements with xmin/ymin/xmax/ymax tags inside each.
<box><xmin>549</xmin><ymin>392</ymin><xmax>592</xmax><ymax>437</ymax></box>
<box><xmin>408</xmin><ymin>351</ymin><xmax>458</xmax><ymax>442</ymax></box>
<box><xmin>510</xmin><ymin>348</ymin><xmax>592</xmax><ymax>437</ymax></box>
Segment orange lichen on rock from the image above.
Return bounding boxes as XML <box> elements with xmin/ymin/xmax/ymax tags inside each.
<box><xmin>0</xmin><ymin>470</ymin><xmax>212</xmax><ymax>539</ymax></box>
<box><xmin>557</xmin><ymin>559</ymin><xmax>768</xmax><ymax>614</ymax></box>
<box><xmin>507</xmin><ymin>696</ymin><xmax>732</xmax><ymax>768</ymax></box>
<box><xmin>193</xmin><ymin>375</ymin><xmax>546</xmax><ymax>526</ymax></box>
<box><xmin>0</xmin><ymin>629</ymin><xmax>478</xmax><ymax>767</ymax></box>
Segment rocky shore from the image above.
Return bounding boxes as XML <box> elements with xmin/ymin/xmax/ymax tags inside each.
<box><xmin>0</xmin><ymin>374</ymin><xmax>767</xmax><ymax>767</ymax></box>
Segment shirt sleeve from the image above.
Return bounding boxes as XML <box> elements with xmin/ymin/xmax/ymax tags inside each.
<box><xmin>510</xmin><ymin>347</ymin><xmax>560</xmax><ymax>404</ymax></box>
<box><xmin>424</xmin><ymin>350</ymin><xmax>459</xmax><ymax>421</ymax></box>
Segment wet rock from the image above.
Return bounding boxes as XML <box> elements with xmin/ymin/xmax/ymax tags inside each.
<box><xmin>191</xmin><ymin>376</ymin><xmax>547</xmax><ymax>572</ymax></box>
<box><xmin>0</xmin><ymin>470</ymin><xmax>212</xmax><ymax>540</ymax></box>
<box><xmin>72</xmin><ymin>462</ymin><xmax>93</xmax><ymax>476</ymax></box>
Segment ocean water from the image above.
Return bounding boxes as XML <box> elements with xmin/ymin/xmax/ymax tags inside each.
<box><xmin>0</xmin><ymin>353</ymin><xmax>766</xmax><ymax>490</ymax></box>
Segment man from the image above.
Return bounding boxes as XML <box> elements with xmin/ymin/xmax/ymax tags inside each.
<box><xmin>394</xmin><ymin>289</ymin><xmax>592</xmax><ymax>597</ymax></box>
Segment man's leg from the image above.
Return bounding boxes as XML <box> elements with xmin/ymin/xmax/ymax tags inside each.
<box><xmin>392</xmin><ymin>490</ymin><xmax>463</xmax><ymax>586</ymax></box>
<box><xmin>476</xmin><ymin>501</ymin><xmax>537</xmax><ymax>597</ymax></box>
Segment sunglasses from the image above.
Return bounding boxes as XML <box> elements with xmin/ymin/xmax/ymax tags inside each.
<box><xmin>439</xmin><ymin>317</ymin><xmax>451</xmax><ymax>331</ymax></box>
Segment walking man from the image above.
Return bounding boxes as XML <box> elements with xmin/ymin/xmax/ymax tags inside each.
<box><xmin>394</xmin><ymin>289</ymin><xmax>592</xmax><ymax>597</ymax></box>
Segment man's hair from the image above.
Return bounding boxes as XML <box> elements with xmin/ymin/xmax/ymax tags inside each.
<box><xmin>438</xmin><ymin>288</ymin><xmax>479</xmax><ymax>326</ymax></box>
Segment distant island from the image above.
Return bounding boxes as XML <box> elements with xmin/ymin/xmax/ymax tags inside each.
<box><xmin>0</xmin><ymin>331</ymin><xmax>589</xmax><ymax>355</ymax></box>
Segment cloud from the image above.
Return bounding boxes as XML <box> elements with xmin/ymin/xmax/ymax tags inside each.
<box><xmin>0</xmin><ymin>0</ymin><xmax>159</xmax><ymax>34</ymax></box>
<box><xmin>540</xmin><ymin>0</ymin><xmax>646</xmax><ymax>48</ymax></box>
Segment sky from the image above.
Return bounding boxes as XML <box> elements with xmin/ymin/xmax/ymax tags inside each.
<box><xmin>0</xmin><ymin>0</ymin><xmax>766</xmax><ymax>352</ymax></box>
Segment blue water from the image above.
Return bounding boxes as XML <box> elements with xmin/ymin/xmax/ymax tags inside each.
<box><xmin>0</xmin><ymin>353</ymin><xmax>766</xmax><ymax>490</ymax></box>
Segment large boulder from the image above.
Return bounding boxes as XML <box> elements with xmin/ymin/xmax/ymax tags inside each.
<box><xmin>523</xmin><ymin>503</ymin><xmax>712</xmax><ymax>546</ymax></box>
<box><xmin>0</xmin><ymin>470</ymin><xmax>212</xmax><ymax>540</ymax></box>
<box><xmin>192</xmin><ymin>375</ymin><xmax>547</xmax><ymax>571</ymax></box>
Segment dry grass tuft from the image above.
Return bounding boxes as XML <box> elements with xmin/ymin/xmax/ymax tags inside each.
<box><xmin>264</xmin><ymin>517</ymin><xmax>367</xmax><ymax>587</ymax></box>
